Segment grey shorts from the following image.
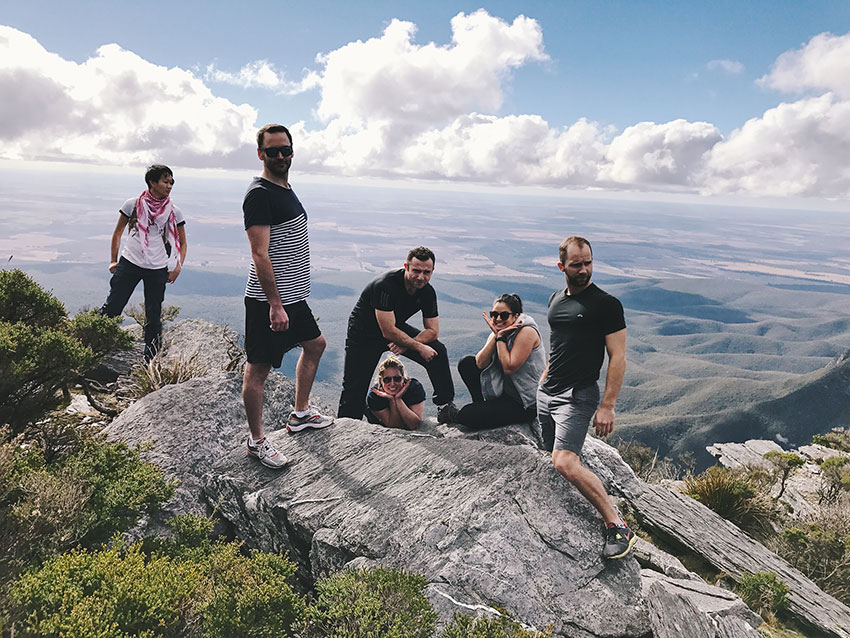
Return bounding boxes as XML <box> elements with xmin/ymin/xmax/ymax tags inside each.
<box><xmin>537</xmin><ymin>384</ymin><xmax>600</xmax><ymax>454</ymax></box>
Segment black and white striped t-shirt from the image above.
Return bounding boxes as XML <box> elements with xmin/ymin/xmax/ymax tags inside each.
<box><xmin>243</xmin><ymin>177</ymin><xmax>311</xmax><ymax>304</ymax></box>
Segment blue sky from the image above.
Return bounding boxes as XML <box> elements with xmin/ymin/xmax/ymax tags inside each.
<box><xmin>2</xmin><ymin>1</ymin><xmax>850</xmax><ymax>199</ymax></box>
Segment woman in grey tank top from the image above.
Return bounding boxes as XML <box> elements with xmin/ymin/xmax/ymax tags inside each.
<box><xmin>439</xmin><ymin>293</ymin><xmax>546</xmax><ymax>429</ymax></box>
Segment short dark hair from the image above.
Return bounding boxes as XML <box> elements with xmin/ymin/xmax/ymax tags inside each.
<box><xmin>257</xmin><ymin>124</ymin><xmax>292</xmax><ymax>149</ymax></box>
<box><xmin>558</xmin><ymin>236</ymin><xmax>592</xmax><ymax>264</ymax></box>
<box><xmin>406</xmin><ymin>246</ymin><xmax>435</xmax><ymax>265</ymax></box>
<box><xmin>144</xmin><ymin>164</ymin><xmax>173</xmax><ymax>188</ymax></box>
<box><xmin>494</xmin><ymin>293</ymin><xmax>523</xmax><ymax>314</ymax></box>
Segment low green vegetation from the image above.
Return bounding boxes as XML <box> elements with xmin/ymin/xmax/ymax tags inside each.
<box><xmin>684</xmin><ymin>465</ymin><xmax>777</xmax><ymax>540</ymax></box>
<box><xmin>736</xmin><ymin>572</ymin><xmax>789</xmax><ymax>620</ymax></box>
<box><xmin>443</xmin><ymin>613</ymin><xmax>552</xmax><ymax>637</ymax></box>
<box><xmin>0</xmin><ymin>269</ymin><xmax>132</xmax><ymax>428</ymax></box>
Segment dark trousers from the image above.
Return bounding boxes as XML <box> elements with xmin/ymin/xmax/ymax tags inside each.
<box><xmin>101</xmin><ymin>257</ymin><xmax>168</xmax><ymax>361</ymax></box>
<box><xmin>456</xmin><ymin>355</ymin><xmax>535</xmax><ymax>430</ymax></box>
<box><xmin>338</xmin><ymin>322</ymin><xmax>455</xmax><ymax>419</ymax></box>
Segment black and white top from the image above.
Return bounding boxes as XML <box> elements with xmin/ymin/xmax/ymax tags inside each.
<box><xmin>243</xmin><ymin>177</ymin><xmax>310</xmax><ymax>305</ymax></box>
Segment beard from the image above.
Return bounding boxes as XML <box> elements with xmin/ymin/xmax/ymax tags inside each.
<box><xmin>264</xmin><ymin>157</ymin><xmax>290</xmax><ymax>178</ymax></box>
<box><xmin>567</xmin><ymin>271</ymin><xmax>591</xmax><ymax>288</ymax></box>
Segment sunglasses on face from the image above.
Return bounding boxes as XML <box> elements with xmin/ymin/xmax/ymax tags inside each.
<box><xmin>262</xmin><ymin>145</ymin><xmax>293</xmax><ymax>158</ymax></box>
<box><xmin>382</xmin><ymin>375</ymin><xmax>403</xmax><ymax>384</ymax></box>
<box><xmin>489</xmin><ymin>311</ymin><xmax>514</xmax><ymax>321</ymax></box>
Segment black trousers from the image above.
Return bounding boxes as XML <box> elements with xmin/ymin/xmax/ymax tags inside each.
<box><xmin>456</xmin><ymin>355</ymin><xmax>535</xmax><ymax>430</ymax></box>
<box><xmin>338</xmin><ymin>322</ymin><xmax>454</xmax><ymax>419</ymax></box>
<box><xmin>101</xmin><ymin>257</ymin><xmax>167</xmax><ymax>361</ymax></box>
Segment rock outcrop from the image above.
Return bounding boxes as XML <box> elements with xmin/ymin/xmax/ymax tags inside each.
<box><xmin>100</xmin><ymin>319</ymin><xmax>850</xmax><ymax>637</ymax></box>
<box><xmin>707</xmin><ymin>438</ymin><xmax>850</xmax><ymax>519</ymax></box>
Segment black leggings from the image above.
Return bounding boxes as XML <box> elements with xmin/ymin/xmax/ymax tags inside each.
<box><xmin>456</xmin><ymin>355</ymin><xmax>535</xmax><ymax>430</ymax></box>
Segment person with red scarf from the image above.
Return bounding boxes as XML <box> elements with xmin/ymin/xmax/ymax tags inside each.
<box><xmin>100</xmin><ymin>164</ymin><xmax>187</xmax><ymax>361</ymax></box>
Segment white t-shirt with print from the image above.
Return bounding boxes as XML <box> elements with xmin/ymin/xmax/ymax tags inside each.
<box><xmin>119</xmin><ymin>198</ymin><xmax>185</xmax><ymax>270</ymax></box>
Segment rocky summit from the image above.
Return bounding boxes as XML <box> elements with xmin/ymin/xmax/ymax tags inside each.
<box><xmin>103</xmin><ymin>319</ymin><xmax>850</xmax><ymax>638</ymax></box>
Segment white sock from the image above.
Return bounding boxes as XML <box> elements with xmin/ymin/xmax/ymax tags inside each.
<box><xmin>251</xmin><ymin>436</ymin><xmax>264</xmax><ymax>446</ymax></box>
<box><xmin>294</xmin><ymin>407</ymin><xmax>311</xmax><ymax>418</ymax></box>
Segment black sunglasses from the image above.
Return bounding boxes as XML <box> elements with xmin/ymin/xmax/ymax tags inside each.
<box><xmin>262</xmin><ymin>145</ymin><xmax>293</xmax><ymax>158</ymax></box>
<box><xmin>382</xmin><ymin>375</ymin><xmax>403</xmax><ymax>384</ymax></box>
<box><xmin>489</xmin><ymin>311</ymin><xmax>514</xmax><ymax>321</ymax></box>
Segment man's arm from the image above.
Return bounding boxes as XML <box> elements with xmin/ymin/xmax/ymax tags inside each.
<box><xmin>167</xmin><ymin>225</ymin><xmax>188</xmax><ymax>283</ymax></box>
<box><xmin>108</xmin><ymin>214</ymin><xmax>129</xmax><ymax>272</ymax></box>
<box><xmin>246</xmin><ymin>225</ymin><xmax>288</xmax><ymax>331</ymax></box>
<box><xmin>414</xmin><ymin>316</ymin><xmax>438</xmax><ymax>344</ymax></box>
<box><xmin>376</xmin><ymin>310</ymin><xmax>436</xmax><ymax>361</ymax></box>
<box><xmin>593</xmin><ymin>328</ymin><xmax>626</xmax><ymax>436</ymax></box>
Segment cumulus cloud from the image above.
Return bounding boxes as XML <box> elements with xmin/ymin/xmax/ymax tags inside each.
<box><xmin>759</xmin><ymin>31</ymin><xmax>850</xmax><ymax>98</ymax></box>
<box><xmin>702</xmin><ymin>94</ymin><xmax>850</xmax><ymax>198</ymax></box>
<box><xmin>707</xmin><ymin>59</ymin><xmax>744</xmax><ymax>74</ymax></box>
<box><xmin>0</xmin><ymin>25</ymin><xmax>257</xmax><ymax>167</ymax></box>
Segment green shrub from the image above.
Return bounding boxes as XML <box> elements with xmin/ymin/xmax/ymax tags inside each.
<box><xmin>0</xmin><ymin>434</ymin><xmax>175</xmax><ymax>581</ymax></box>
<box><xmin>812</xmin><ymin>429</ymin><xmax>850</xmax><ymax>453</ymax></box>
<box><xmin>443</xmin><ymin>612</ymin><xmax>552</xmax><ymax>637</ymax></box>
<box><xmin>818</xmin><ymin>457</ymin><xmax>850</xmax><ymax>505</ymax></box>
<box><xmin>10</xmin><ymin>541</ymin><xmax>201</xmax><ymax>637</ymax></box>
<box><xmin>61</xmin><ymin>438</ymin><xmax>176</xmax><ymax>544</ymax></box>
<box><xmin>777</xmin><ymin>515</ymin><xmax>850</xmax><ymax>605</ymax></box>
<box><xmin>196</xmin><ymin>543</ymin><xmax>305</xmax><ymax>638</ymax></box>
<box><xmin>763</xmin><ymin>451</ymin><xmax>805</xmax><ymax>500</ymax></box>
<box><xmin>0</xmin><ymin>270</ymin><xmax>132</xmax><ymax>428</ymax></box>
<box><xmin>301</xmin><ymin>567</ymin><xmax>437</xmax><ymax>638</ymax></box>
<box><xmin>685</xmin><ymin>466</ymin><xmax>776</xmax><ymax>539</ymax></box>
<box><xmin>9</xmin><ymin>523</ymin><xmax>305</xmax><ymax>638</ymax></box>
<box><xmin>736</xmin><ymin>571</ymin><xmax>789</xmax><ymax>619</ymax></box>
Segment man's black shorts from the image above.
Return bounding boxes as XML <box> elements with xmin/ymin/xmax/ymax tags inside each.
<box><xmin>244</xmin><ymin>297</ymin><xmax>321</xmax><ymax>367</ymax></box>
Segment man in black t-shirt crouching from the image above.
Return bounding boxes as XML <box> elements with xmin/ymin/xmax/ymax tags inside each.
<box><xmin>537</xmin><ymin>235</ymin><xmax>636</xmax><ymax>559</ymax></box>
<box><xmin>338</xmin><ymin>246</ymin><xmax>456</xmax><ymax>421</ymax></box>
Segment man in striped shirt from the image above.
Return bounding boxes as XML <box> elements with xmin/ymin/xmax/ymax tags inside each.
<box><xmin>242</xmin><ymin>124</ymin><xmax>333</xmax><ymax>469</ymax></box>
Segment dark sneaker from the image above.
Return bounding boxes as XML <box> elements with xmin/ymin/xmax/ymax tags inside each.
<box><xmin>603</xmin><ymin>523</ymin><xmax>637</xmax><ymax>559</ymax></box>
<box><xmin>287</xmin><ymin>406</ymin><xmax>334</xmax><ymax>432</ymax></box>
<box><xmin>436</xmin><ymin>402</ymin><xmax>460</xmax><ymax>424</ymax></box>
<box><xmin>247</xmin><ymin>437</ymin><xmax>288</xmax><ymax>469</ymax></box>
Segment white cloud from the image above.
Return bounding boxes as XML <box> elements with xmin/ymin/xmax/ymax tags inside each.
<box><xmin>707</xmin><ymin>59</ymin><xmax>744</xmax><ymax>75</ymax></box>
<box><xmin>0</xmin><ymin>25</ymin><xmax>258</xmax><ymax>167</ymax></box>
<box><xmin>702</xmin><ymin>94</ymin><xmax>850</xmax><ymax>198</ymax></box>
<box><xmin>311</xmin><ymin>11</ymin><xmax>547</xmax><ymax>127</ymax></box>
<box><xmin>205</xmin><ymin>59</ymin><xmax>320</xmax><ymax>94</ymax></box>
<box><xmin>759</xmin><ymin>31</ymin><xmax>850</xmax><ymax>98</ymax></box>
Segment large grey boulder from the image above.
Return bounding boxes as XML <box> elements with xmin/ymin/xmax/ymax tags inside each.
<box><xmin>642</xmin><ymin>571</ymin><xmax>762</xmax><ymax>638</ymax></box>
<box><xmin>157</xmin><ymin>318</ymin><xmax>244</xmax><ymax>374</ymax></box>
<box><xmin>104</xmin><ymin>371</ymin><xmax>294</xmax><ymax>522</ymax></box>
<box><xmin>204</xmin><ymin>417</ymin><xmax>649</xmax><ymax>637</ymax></box>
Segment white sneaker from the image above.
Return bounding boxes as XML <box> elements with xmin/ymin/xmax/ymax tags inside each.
<box><xmin>287</xmin><ymin>406</ymin><xmax>334</xmax><ymax>432</ymax></box>
<box><xmin>247</xmin><ymin>437</ymin><xmax>288</xmax><ymax>469</ymax></box>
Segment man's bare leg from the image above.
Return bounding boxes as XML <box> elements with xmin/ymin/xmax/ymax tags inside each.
<box><xmin>243</xmin><ymin>362</ymin><xmax>271</xmax><ymax>440</ymax></box>
<box><xmin>552</xmin><ymin>449</ymin><xmax>622</xmax><ymax>525</ymax></box>
<box><xmin>293</xmin><ymin>335</ymin><xmax>326</xmax><ymax>412</ymax></box>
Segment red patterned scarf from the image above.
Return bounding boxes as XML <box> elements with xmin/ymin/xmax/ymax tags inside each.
<box><xmin>135</xmin><ymin>190</ymin><xmax>179</xmax><ymax>262</ymax></box>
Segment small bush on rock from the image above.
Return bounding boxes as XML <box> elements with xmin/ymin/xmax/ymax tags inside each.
<box><xmin>300</xmin><ymin>567</ymin><xmax>437</xmax><ymax>638</ymax></box>
<box><xmin>818</xmin><ymin>456</ymin><xmax>850</xmax><ymax>505</ymax></box>
<box><xmin>812</xmin><ymin>429</ymin><xmax>850</xmax><ymax>453</ymax></box>
<box><xmin>130</xmin><ymin>353</ymin><xmax>206</xmax><ymax>397</ymax></box>
<box><xmin>736</xmin><ymin>571</ymin><xmax>789</xmax><ymax>619</ymax></box>
<box><xmin>685</xmin><ymin>465</ymin><xmax>776</xmax><ymax>539</ymax></box>
<box><xmin>443</xmin><ymin>612</ymin><xmax>552</xmax><ymax>637</ymax></box>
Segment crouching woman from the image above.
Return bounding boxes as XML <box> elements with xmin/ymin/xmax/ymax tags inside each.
<box><xmin>365</xmin><ymin>356</ymin><xmax>425</xmax><ymax>429</ymax></box>
<box><xmin>450</xmin><ymin>293</ymin><xmax>545</xmax><ymax>429</ymax></box>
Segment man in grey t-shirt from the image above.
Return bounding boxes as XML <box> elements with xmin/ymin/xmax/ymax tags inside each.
<box><xmin>537</xmin><ymin>235</ymin><xmax>635</xmax><ymax>559</ymax></box>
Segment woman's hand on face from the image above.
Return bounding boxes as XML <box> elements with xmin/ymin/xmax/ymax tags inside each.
<box><xmin>393</xmin><ymin>379</ymin><xmax>411</xmax><ymax>398</ymax></box>
<box><xmin>372</xmin><ymin>387</ymin><xmax>393</xmax><ymax>399</ymax></box>
<box><xmin>483</xmin><ymin>312</ymin><xmax>499</xmax><ymax>334</ymax></box>
<box><xmin>497</xmin><ymin>320</ymin><xmax>522</xmax><ymax>339</ymax></box>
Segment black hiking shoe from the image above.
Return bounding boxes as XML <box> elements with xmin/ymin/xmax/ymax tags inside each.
<box><xmin>436</xmin><ymin>402</ymin><xmax>460</xmax><ymax>424</ymax></box>
<box><xmin>603</xmin><ymin>523</ymin><xmax>637</xmax><ymax>559</ymax></box>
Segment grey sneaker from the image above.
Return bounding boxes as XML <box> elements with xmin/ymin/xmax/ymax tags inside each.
<box><xmin>287</xmin><ymin>406</ymin><xmax>334</xmax><ymax>432</ymax></box>
<box><xmin>247</xmin><ymin>437</ymin><xmax>288</xmax><ymax>469</ymax></box>
<box><xmin>602</xmin><ymin>523</ymin><xmax>637</xmax><ymax>559</ymax></box>
<box><xmin>436</xmin><ymin>401</ymin><xmax>460</xmax><ymax>424</ymax></box>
